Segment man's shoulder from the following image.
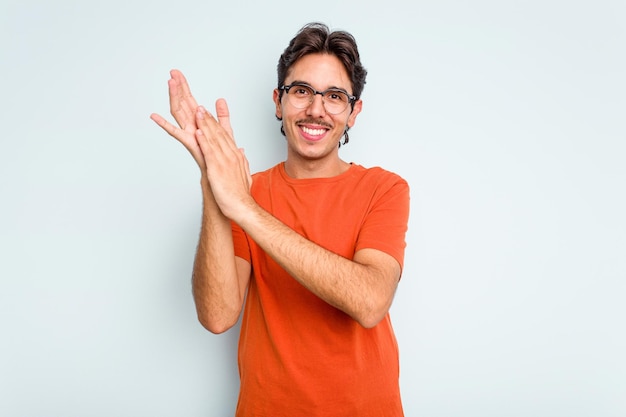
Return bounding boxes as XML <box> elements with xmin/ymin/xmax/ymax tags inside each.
<box><xmin>351</xmin><ymin>164</ymin><xmax>408</xmax><ymax>188</ymax></box>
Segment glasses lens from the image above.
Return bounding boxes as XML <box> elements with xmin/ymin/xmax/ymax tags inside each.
<box><xmin>322</xmin><ymin>90</ymin><xmax>350</xmax><ymax>114</ymax></box>
<box><xmin>287</xmin><ymin>85</ymin><xmax>314</xmax><ymax>109</ymax></box>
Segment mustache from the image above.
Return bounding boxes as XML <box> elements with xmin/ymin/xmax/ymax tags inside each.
<box><xmin>296</xmin><ymin>119</ymin><xmax>333</xmax><ymax>129</ymax></box>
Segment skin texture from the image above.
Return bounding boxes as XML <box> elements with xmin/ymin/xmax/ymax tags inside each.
<box><xmin>150</xmin><ymin>54</ymin><xmax>401</xmax><ymax>332</ymax></box>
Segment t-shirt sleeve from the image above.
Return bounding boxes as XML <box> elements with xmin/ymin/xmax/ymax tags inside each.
<box><xmin>355</xmin><ymin>176</ymin><xmax>410</xmax><ymax>270</ymax></box>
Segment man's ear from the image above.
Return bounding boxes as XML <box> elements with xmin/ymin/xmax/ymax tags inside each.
<box><xmin>273</xmin><ymin>89</ymin><xmax>282</xmax><ymax>120</ymax></box>
<box><xmin>347</xmin><ymin>99</ymin><xmax>363</xmax><ymax>128</ymax></box>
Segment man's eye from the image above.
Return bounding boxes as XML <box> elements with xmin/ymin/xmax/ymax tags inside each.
<box><xmin>294</xmin><ymin>87</ymin><xmax>310</xmax><ymax>95</ymax></box>
<box><xmin>326</xmin><ymin>92</ymin><xmax>347</xmax><ymax>102</ymax></box>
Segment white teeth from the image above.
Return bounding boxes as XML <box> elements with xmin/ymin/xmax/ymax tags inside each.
<box><xmin>301</xmin><ymin>126</ymin><xmax>326</xmax><ymax>136</ymax></box>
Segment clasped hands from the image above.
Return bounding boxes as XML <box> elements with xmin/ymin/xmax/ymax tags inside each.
<box><xmin>150</xmin><ymin>70</ymin><xmax>253</xmax><ymax>222</ymax></box>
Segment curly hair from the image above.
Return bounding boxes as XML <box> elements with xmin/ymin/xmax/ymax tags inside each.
<box><xmin>277</xmin><ymin>22</ymin><xmax>367</xmax><ymax>102</ymax></box>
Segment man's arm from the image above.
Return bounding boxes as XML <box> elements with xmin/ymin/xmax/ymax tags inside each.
<box><xmin>192</xmin><ymin>178</ymin><xmax>250</xmax><ymax>333</ymax></box>
<box><xmin>240</xmin><ymin>204</ymin><xmax>401</xmax><ymax>328</ymax></box>
<box><xmin>151</xmin><ymin>70</ymin><xmax>250</xmax><ymax>333</ymax></box>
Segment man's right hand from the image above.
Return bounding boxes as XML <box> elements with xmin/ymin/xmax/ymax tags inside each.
<box><xmin>150</xmin><ymin>69</ymin><xmax>206</xmax><ymax>172</ymax></box>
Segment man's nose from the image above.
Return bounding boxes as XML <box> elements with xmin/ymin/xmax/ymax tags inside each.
<box><xmin>306</xmin><ymin>93</ymin><xmax>327</xmax><ymax>117</ymax></box>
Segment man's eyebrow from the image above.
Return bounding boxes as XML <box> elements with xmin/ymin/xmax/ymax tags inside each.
<box><xmin>286</xmin><ymin>80</ymin><xmax>312</xmax><ymax>87</ymax></box>
<box><xmin>288</xmin><ymin>80</ymin><xmax>351</xmax><ymax>93</ymax></box>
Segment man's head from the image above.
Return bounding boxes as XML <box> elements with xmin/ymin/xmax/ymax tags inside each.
<box><xmin>275</xmin><ymin>23</ymin><xmax>367</xmax><ymax>149</ymax></box>
<box><xmin>277</xmin><ymin>22</ymin><xmax>367</xmax><ymax>104</ymax></box>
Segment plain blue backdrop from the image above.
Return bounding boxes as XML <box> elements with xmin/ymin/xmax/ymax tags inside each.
<box><xmin>1</xmin><ymin>0</ymin><xmax>625</xmax><ymax>415</ymax></box>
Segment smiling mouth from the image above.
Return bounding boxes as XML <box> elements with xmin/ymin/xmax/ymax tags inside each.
<box><xmin>301</xmin><ymin>126</ymin><xmax>328</xmax><ymax>136</ymax></box>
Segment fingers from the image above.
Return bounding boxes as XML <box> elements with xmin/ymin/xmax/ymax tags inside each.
<box><xmin>195</xmin><ymin>106</ymin><xmax>238</xmax><ymax>152</ymax></box>
<box><xmin>152</xmin><ymin>69</ymin><xmax>242</xmax><ymax>176</ymax></box>
<box><xmin>150</xmin><ymin>111</ymin><xmax>207</xmax><ymax>170</ymax></box>
<box><xmin>150</xmin><ymin>112</ymin><xmax>181</xmax><ymax>138</ymax></box>
<box><xmin>170</xmin><ymin>70</ymin><xmax>196</xmax><ymax>106</ymax></box>
<box><xmin>215</xmin><ymin>98</ymin><xmax>235</xmax><ymax>139</ymax></box>
<box><xmin>168</xmin><ymin>70</ymin><xmax>198</xmax><ymax>132</ymax></box>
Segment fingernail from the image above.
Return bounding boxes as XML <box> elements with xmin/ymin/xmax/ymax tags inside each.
<box><xmin>197</xmin><ymin>108</ymin><xmax>204</xmax><ymax>119</ymax></box>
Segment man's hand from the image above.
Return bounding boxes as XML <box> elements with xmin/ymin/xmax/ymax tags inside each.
<box><xmin>150</xmin><ymin>69</ymin><xmax>253</xmax><ymax>221</ymax></box>
<box><xmin>194</xmin><ymin>104</ymin><xmax>253</xmax><ymax>222</ymax></box>
<box><xmin>150</xmin><ymin>70</ymin><xmax>235</xmax><ymax>173</ymax></box>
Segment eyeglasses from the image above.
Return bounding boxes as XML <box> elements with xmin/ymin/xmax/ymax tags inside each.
<box><xmin>279</xmin><ymin>82</ymin><xmax>356</xmax><ymax>115</ymax></box>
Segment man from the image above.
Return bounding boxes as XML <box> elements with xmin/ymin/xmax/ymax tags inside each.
<box><xmin>151</xmin><ymin>22</ymin><xmax>410</xmax><ymax>417</ymax></box>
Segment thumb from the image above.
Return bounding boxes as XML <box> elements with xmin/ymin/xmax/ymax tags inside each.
<box><xmin>215</xmin><ymin>98</ymin><xmax>234</xmax><ymax>138</ymax></box>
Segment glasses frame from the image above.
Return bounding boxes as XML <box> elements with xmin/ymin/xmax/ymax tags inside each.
<box><xmin>279</xmin><ymin>82</ymin><xmax>357</xmax><ymax>114</ymax></box>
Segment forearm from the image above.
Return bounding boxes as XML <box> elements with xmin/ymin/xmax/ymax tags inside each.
<box><xmin>237</xmin><ymin>202</ymin><xmax>399</xmax><ymax>328</ymax></box>
<box><xmin>192</xmin><ymin>178</ymin><xmax>247</xmax><ymax>333</ymax></box>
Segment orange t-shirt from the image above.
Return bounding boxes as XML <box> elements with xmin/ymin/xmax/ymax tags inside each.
<box><xmin>232</xmin><ymin>162</ymin><xmax>410</xmax><ymax>417</ymax></box>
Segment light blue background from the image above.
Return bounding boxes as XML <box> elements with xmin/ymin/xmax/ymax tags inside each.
<box><xmin>1</xmin><ymin>0</ymin><xmax>624</xmax><ymax>416</ymax></box>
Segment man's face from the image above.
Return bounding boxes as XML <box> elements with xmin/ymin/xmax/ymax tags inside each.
<box><xmin>273</xmin><ymin>53</ymin><xmax>362</xmax><ymax>163</ymax></box>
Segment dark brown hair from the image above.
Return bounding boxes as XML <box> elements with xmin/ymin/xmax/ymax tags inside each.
<box><xmin>277</xmin><ymin>22</ymin><xmax>367</xmax><ymax>101</ymax></box>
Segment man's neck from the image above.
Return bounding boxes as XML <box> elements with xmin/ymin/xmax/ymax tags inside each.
<box><xmin>283</xmin><ymin>157</ymin><xmax>351</xmax><ymax>179</ymax></box>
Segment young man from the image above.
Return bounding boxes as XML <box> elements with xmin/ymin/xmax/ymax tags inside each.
<box><xmin>151</xmin><ymin>22</ymin><xmax>410</xmax><ymax>417</ymax></box>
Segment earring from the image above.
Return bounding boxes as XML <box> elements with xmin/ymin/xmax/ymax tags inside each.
<box><xmin>342</xmin><ymin>129</ymin><xmax>350</xmax><ymax>146</ymax></box>
<box><xmin>276</xmin><ymin>115</ymin><xmax>286</xmax><ymax>136</ymax></box>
